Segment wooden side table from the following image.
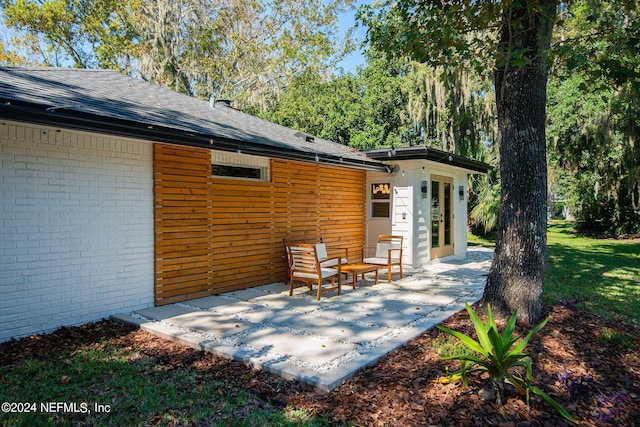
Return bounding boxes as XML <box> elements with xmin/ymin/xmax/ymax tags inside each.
<box><xmin>340</xmin><ymin>263</ymin><xmax>379</xmax><ymax>288</ymax></box>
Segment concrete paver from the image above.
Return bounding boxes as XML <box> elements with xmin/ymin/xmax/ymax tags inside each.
<box><xmin>374</xmin><ymin>288</ymin><xmax>457</xmax><ymax>305</ymax></box>
<box><xmin>135</xmin><ymin>305</ymin><xmax>196</xmax><ymax>320</ymax></box>
<box><xmin>245</xmin><ymin>292</ymin><xmax>328</xmax><ymax>313</ymax></box>
<box><xmin>164</xmin><ymin>311</ymin><xmax>256</xmax><ymax>339</ymax></box>
<box><xmin>315</xmin><ymin>305</ymin><xmax>421</xmax><ymax>328</ymax></box>
<box><xmin>185</xmin><ymin>295</ymin><xmax>255</xmax><ymax>315</ymax></box>
<box><xmin>240</xmin><ymin>307</ymin><xmax>390</xmax><ymax>343</ymax></box>
<box><xmin>330</xmin><ymin>292</ymin><xmax>443</xmax><ymax>315</ymax></box>
<box><xmin>113</xmin><ymin>247</ymin><xmax>493</xmax><ymax>391</ymax></box>
<box><xmin>238</xmin><ymin>327</ymin><xmax>356</xmax><ymax>366</ymax></box>
<box><xmin>224</xmin><ymin>288</ymin><xmax>276</xmax><ymax>300</ymax></box>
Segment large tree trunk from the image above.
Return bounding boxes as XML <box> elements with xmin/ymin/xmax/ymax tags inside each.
<box><xmin>480</xmin><ymin>0</ymin><xmax>557</xmax><ymax>325</ymax></box>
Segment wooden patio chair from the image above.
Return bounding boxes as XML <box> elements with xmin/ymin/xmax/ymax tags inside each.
<box><xmin>283</xmin><ymin>238</ymin><xmax>348</xmax><ymax>287</ymax></box>
<box><xmin>363</xmin><ymin>235</ymin><xmax>403</xmax><ymax>282</ymax></box>
<box><xmin>287</xmin><ymin>243</ymin><xmax>342</xmax><ymax>300</ymax></box>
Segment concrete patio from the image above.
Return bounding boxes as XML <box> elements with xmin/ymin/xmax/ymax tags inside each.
<box><xmin>112</xmin><ymin>247</ymin><xmax>493</xmax><ymax>391</ymax></box>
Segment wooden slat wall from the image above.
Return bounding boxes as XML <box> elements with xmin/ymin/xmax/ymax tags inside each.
<box><xmin>154</xmin><ymin>144</ymin><xmax>366</xmax><ymax>305</ymax></box>
<box><xmin>154</xmin><ymin>145</ymin><xmax>212</xmax><ymax>304</ymax></box>
<box><xmin>319</xmin><ymin>166</ymin><xmax>367</xmax><ymax>256</ymax></box>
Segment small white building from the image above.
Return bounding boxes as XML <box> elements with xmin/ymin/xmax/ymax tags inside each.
<box><xmin>364</xmin><ymin>147</ymin><xmax>490</xmax><ymax>268</ymax></box>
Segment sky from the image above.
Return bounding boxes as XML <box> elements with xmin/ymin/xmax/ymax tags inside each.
<box><xmin>335</xmin><ymin>1</ymin><xmax>369</xmax><ymax>74</ymax></box>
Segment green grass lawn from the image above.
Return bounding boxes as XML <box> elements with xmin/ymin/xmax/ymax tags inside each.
<box><xmin>0</xmin><ymin>339</ymin><xmax>329</xmax><ymax>426</ymax></box>
<box><xmin>469</xmin><ymin>220</ymin><xmax>640</xmax><ymax>326</ymax></box>
<box><xmin>545</xmin><ymin>220</ymin><xmax>640</xmax><ymax>326</ymax></box>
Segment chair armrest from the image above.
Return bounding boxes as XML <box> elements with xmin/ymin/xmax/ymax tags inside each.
<box><xmin>387</xmin><ymin>248</ymin><xmax>402</xmax><ymax>263</ymax></box>
<box><xmin>329</xmin><ymin>247</ymin><xmax>349</xmax><ymax>260</ymax></box>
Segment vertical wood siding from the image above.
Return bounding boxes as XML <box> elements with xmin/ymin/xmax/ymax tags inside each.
<box><xmin>154</xmin><ymin>145</ymin><xmax>366</xmax><ymax>305</ymax></box>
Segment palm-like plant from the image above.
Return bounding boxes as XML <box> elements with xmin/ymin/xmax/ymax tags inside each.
<box><xmin>468</xmin><ymin>147</ymin><xmax>500</xmax><ymax>235</ymax></box>
<box><xmin>436</xmin><ymin>303</ymin><xmax>576</xmax><ymax>423</ymax></box>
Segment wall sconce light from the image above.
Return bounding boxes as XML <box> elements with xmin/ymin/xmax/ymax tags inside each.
<box><xmin>459</xmin><ymin>185</ymin><xmax>465</xmax><ymax>200</ymax></box>
<box><xmin>421</xmin><ymin>181</ymin><xmax>428</xmax><ymax>199</ymax></box>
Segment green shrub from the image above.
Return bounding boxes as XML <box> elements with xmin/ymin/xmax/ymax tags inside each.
<box><xmin>436</xmin><ymin>303</ymin><xmax>576</xmax><ymax>424</ymax></box>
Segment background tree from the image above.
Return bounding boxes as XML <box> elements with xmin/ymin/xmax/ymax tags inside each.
<box><xmin>248</xmin><ymin>48</ymin><xmax>497</xmax><ymax>152</ymax></box>
<box><xmin>247</xmin><ymin>49</ymin><xmax>413</xmax><ymax>148</ymax></box>
<box><xmin>1</xmin><ymin>0</ymin><xmax>354</xmax><ymax>102</ymax></box>
<box><xmin>0</xmin><ymin>29</ymin><xmax>23</xmax><ymax>65</ymax></box>
<box><xmin>547</xmin><ymin>0</ymin><xmax>640</xmax><ymax>235</ymax></box>
<box><xmin>404</xmin><ymin>64</ymin><xmax>496</xmax><ymax>155</ymax></box>
<box><xmin>547</xmin><ymin>75</ymin><xmax>640</xmax><ymax>235</ymax></box>
<box><xmin>1</xmin><ymin>0</ymin><xmax>136</xmax><ymax>68</ymax></box>
<box><xmin>245</xmin><ymin>70</ymin><xmax>364</xmax><ymax>145</ymax></box>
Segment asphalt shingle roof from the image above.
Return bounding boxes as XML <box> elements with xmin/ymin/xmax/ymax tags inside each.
<box><xmin>0</xmin><ymin>67</ymin><xmax>377</xmax><ymax>167</ymax></box>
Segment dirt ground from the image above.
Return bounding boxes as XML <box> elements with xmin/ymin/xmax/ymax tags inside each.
<box><xmin>2</xmin><ymin>304</ymin><xmax>639</xmax><ymax>426</ymax></box>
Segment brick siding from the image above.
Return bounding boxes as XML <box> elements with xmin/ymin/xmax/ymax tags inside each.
<box><xmin>0</xmin><ymin>121</ymin><xmax>154</xmax><ymax>341</ymax></box>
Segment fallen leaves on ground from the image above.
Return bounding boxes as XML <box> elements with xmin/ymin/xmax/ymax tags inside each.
<box><xmin>1</xmin><ymin>305</ymin><xmax>639</xmax><ymax>426</ymax></box>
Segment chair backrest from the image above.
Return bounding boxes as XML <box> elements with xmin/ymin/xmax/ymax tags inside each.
<box><xmin>288</xmin><ymin>245</ymin><xmax>320</xmax><ymax>276</ymax></box>
<box><xmin>284</xmin><ymin>237</ymin><xmax>326</xmax><ymax>264</ymax></box>
<box><xmin>314</xmin><ymin>243</ymin><xmax>328</xmax><ymax>262</ymax></box>
<box><xmin>376</xmin><ymin>235</ymin><xmax>403</xmax><ymax>258</ymax></box>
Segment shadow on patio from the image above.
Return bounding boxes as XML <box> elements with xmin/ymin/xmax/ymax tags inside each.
<box><xmin>113</xmin><ymin>248</ymin><xmax>493</xmax><ymax>391</ymax></box>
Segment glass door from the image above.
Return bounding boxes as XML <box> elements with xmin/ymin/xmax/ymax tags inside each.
<box><xmin>430</xmin><ymin>175</ymin><xmax>454</xmax><ymax>259</ymax></box>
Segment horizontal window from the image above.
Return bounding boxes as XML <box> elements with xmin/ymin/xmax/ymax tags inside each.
<box><xmin>212</xmin><ymin>164</ymin><xmax>262</xmax><ymax>180</ymax></box>
<box><xmin>210</xmin><ymin>150</ymin><xmax>270</xmax><ymax>182</ymax></box>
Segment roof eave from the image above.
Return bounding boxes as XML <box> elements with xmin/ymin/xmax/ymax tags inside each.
<box><xmin>0</xmin><ymin>101</ymin><xmax>387</xmax><ymax>172</ymax></box>
<box><xmin>363</xmin><ymin>147</ymin><xmax>491</xmax><ymax>174</ymax></box>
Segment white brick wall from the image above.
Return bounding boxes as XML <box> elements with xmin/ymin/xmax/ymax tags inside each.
<box><xmin>0</xmin><ymin>121</ymin><xmax>154</xmax><ymax>341</ymax></box>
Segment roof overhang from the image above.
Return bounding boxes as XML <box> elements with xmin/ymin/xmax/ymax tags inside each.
<box><xmin>0</xmin><ymin>100</ymin><xmax>387</xmax><ymax>172</ymax></box>
<box><xmin>364</xmin><ymin>146</ymin><xmax>491</xmax><ymax>174</ymax></box>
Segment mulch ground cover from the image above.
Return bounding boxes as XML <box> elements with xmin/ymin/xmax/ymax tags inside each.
<box><xmin>1</xmin><ymin>304</ymin><xmax>639</xmax><ymax>426</ymax></box>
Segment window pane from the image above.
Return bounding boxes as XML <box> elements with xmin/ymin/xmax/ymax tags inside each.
<box><xmin>372</xmin><ymin>203</ymin><xmax>390</xmax><ymax>218</ymax></box>
<box><xmin>212</xmin><ymin>164</ymin><xmax>261</xmax><ymax>179</ymax></box>
<box><xmin>431</xmin><ymin>181</ymin><xmax>440</xmax><ymax>248</ymax></box>
<box><xmin>444</xmin><ymin>182</ymin><xmax>451</xmax><ymax>245</ymax></box>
